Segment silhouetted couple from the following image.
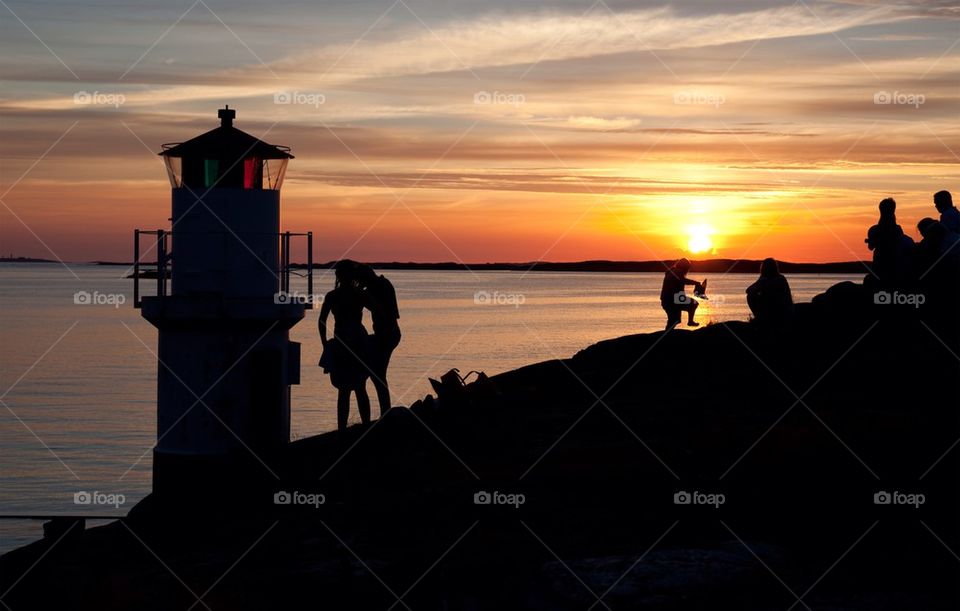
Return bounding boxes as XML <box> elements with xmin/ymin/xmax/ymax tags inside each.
<box><xmin>318</xmin><ymin>260</ymin><xmax>401</xmax><ymax>430</ymax></box>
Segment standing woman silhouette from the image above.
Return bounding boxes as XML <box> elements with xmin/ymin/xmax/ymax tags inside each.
<box><xmin>318</xmin><ymin>260</ymin><xmax>371</xmax><ymax>430</ymax></box>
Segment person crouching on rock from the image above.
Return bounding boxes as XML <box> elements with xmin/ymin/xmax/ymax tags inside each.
<box><xmin>660</xmin><ymin>258</ymin><xmax>704</xmax><ymax>330</ymax></box>
<box><xmin>319</xmin><ymin>260</ymin><xmax>372</xmax><ymax>430</ymax></box>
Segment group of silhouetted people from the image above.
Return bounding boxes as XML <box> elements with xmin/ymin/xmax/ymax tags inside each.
<box><xmin>318</xmin><ymin>260</ymin><xmax>401</xmax><ymax>430</ymax></box>
<box><xmin>659</xmin><ymin>189</ymin><xmax>958</xmax><ymax>331</ymax></box>
<box><xmin>865</xmin><ymin>191</ymin><xmax>959</xmax><ymax>301</ymax></box>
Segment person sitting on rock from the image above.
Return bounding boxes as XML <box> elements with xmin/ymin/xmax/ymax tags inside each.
<box><xmin>917</xmin><ymin>218</ymin><xmax>960</xmax><ymax>268</ymax></box>
<box><xmin>746</xmin><ymin>258</ymin><xmax>793</xmax><ymax>326</ymax></box>
<box><xmin>934</xmin><ymin>190</ymin><xmax>959</xmax><ymax>235</ymax></box>
<box><xmin>914</xmin><ymin>218</ymin><xmax>960</xmax><ymax>318</ymax></box>
<box><xmin>660</xmin><ymin>258</ymin><xmax>704</xmax><ymax>330</ymax></box>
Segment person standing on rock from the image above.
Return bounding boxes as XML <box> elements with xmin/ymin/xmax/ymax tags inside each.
<box><xmin>660</xmin><ymin>258</ymin><xmax>704</xmax><ymax>330</ymax></box>
<box><xmin>357</xmin><ymin>264</ymin><xmax>401</xmax><ymax>417</ymax></box>
<box><xmin>934</xmin><ymin>190</ymin><xmax>959</xmax><ymax>235</ymax></box>
<box><xmin>864</xmin><ymin>197</ymin><xmax>914</xmax><ymax>291</ymax></box>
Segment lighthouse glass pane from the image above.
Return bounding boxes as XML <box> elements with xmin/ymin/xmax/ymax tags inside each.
<box><xmin>204</xmin><ymin>159</ymin><xmax>219</xmax><ymax>187</ymax></box>
<box><xmin>243</xmin><ymin>157</ymin><xmax>262</xmax><ymax>189</ymax></box>
<box><xmin>262</xmin><ymin>159</ymin><xmax>288</xmax><ymax>190</ymax></box>
<box><xmin>163</xmin><ymin>157</ymin><xmax>182</xmax><ymax>188</ymax></box>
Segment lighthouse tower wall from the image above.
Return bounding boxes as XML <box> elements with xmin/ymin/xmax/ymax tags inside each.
<box><xmin>155</xmin><ymin>322</ymin><xmax>293</xmax><ymax>456</ymax></box>
<box><xmin>144</xmin><ymin>295</ymin><xmax>303</xmax><ymax>493</ymax></box>
<box><xmin>170</xmin><ymin>188</ymin><xmax>280</xmax><ymax>299</ymax></box>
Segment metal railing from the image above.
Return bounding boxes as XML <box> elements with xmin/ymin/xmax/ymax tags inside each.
<box><xmin>133</xmin><ymin>229</ymin><xmax>313</xmax><ymax>308</ymax></box>
<box><xmin>133</xmin><ymin>229</ymin><xmax>168</xmax><ymax>307</ymax></box>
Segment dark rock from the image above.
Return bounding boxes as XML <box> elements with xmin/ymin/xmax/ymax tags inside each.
<box><xmin>2</xmin><ymin>286</ymin><xmax>957</xmax><ymax>609</ymax></box>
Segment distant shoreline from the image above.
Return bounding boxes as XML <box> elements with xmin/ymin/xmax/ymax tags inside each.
<box><xmin>2</xmin><ymin>257</ymin><xmax>869</xmax><ymax>274</ymax></box>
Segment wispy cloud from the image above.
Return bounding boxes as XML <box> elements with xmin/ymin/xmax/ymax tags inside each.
<box><xmin>272</xmin><ymin>3</ymin><xmax>902</xmax><ymax>83</ymax></box>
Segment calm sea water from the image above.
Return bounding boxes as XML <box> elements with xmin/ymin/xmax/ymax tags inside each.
<box><xmin>0</xmin><ymin>263</ymin><xmax>859</xmax><ymax>552</ymax></box>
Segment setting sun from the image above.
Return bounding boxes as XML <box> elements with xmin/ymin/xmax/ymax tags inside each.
<box><xmin>686</xmin><ymin>224</ymin><xmax>715</xmax><ymax>254</ymax></box>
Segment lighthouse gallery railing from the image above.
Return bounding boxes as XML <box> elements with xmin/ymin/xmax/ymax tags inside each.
<box><xmin>132</xmin><ymin>229</ymin><xmax>313</xmax><ymax>308</ymax></box>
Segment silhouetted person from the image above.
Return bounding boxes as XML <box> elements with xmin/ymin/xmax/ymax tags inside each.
<box><xmin>914</xmin><ymin>218</ymin><xmax>960</xmax><ymax>319</ymax></box>
<box><xmin>914</xmin><ymin>218</ymin><xmax>940</xmax><ymax>274</ymax></box>
<box><xmin>934</xmin><ymin>190</ymin><xmax>959</xmax><ymax>235</ymax></box>
<box><xmin>357</xmin><ymin>264</ymin><xmax>401</xmax><ymax>417</ymax></box>
<box><xmin>865</xmin><ymin>197</ymin><xmax>913</xmax><ymax>289</ymax></box>
<box><xmin>660</xmin><ymin>258</ymin><xmax>703</xmax><ymax>330</ymax></box>
<box><xmin>318</xmin><ymin>260</ymin><xmax>371</xmax><ymax>430</ymax></box>
<box><xmin>746</xmin><ymin>258</ymin><xmax>793</xmax><ymax>325</ymax></box>
<box><xmin>917</xmin><ymin>218</ymin><xmax>960</xmax><ymax>268</ymax></box>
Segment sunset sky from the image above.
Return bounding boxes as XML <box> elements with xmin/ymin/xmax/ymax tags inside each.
<box><xmin>1</xmin><ymin>0</ymin><xmax>957</xmax><ymax>263</ymax></box>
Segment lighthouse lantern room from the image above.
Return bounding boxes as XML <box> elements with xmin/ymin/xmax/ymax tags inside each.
<box><xmin>134</xmin><ymin>107</ymin><xmax>312</xmax><ymax>495</ymax></box>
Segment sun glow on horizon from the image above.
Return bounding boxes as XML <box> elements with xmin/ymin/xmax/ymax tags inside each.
<box><xmin>686</xmin><ymin>223</ymin><xmax>715</xmax><ymax>255</ymax></box>
<box><xmin>683</xmin><ymin>199</ymin><xmax>718</xmax><ymax>255</ymax></box>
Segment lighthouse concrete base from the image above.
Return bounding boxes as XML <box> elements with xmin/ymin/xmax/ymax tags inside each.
<box><xmin>141</xmin><ymin>295</ymin><xmax>305</xmax><ymax>496</ymax></box>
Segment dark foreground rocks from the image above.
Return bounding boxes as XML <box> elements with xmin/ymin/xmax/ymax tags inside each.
<box><xmin>3</xmin><ymin>300</ymin><xmax>958</xmax><ymax>610</ymax></box>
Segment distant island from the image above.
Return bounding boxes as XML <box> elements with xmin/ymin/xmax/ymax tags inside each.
<box><xmin>77</xmin><ymin>258</ymin><xmax>871</xmax><ymax>274</ymax></box>
<box><xmin>0</xmin><ymin>256</ymin><xmax>59</xmax><ymax>263</ymax></box>
<box><xmin>294</xmin><ymin>259</ymin><xmax>870</xmax><ymax>274</ymax></box>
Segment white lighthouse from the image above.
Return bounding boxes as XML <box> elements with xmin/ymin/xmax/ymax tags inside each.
<box><xmin>135</xmin><ymin>106</ymin><xmax>312</xmax><ymax>494</ymax></box>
